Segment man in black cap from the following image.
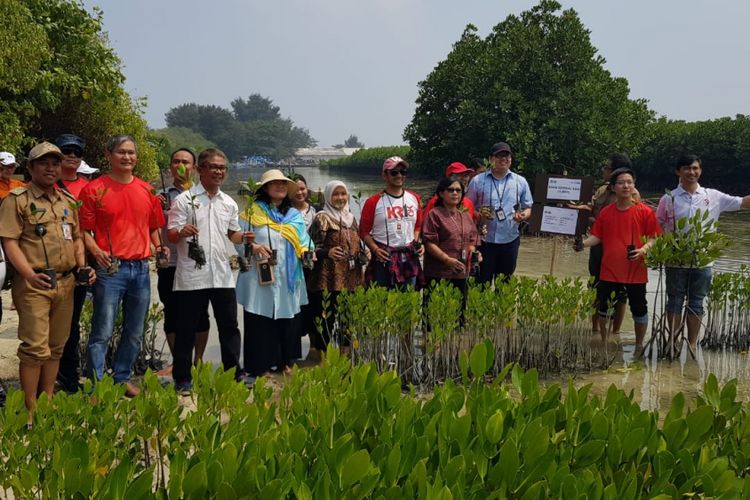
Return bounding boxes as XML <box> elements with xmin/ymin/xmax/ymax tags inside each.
<box><xmin>466</xmin><ymin>142</ymin><xmax>533</xmax><ymax>283</ymax></box>
<box><xmin>54</xmin><ymin>133</ymin><xmax>89</xmax><ymax>392</ymax></box>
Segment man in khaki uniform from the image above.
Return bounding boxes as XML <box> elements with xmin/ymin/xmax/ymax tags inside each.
<box><xmin>0</xmin><ymin>142</ymin><xmax>92</xmax><ymax>423</ymax></box>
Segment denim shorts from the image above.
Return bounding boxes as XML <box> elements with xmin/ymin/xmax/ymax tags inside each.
<box><xmin>665</xmin><ymin>267</ymin><xmax>712</xmax><ymax>316</ymax></box>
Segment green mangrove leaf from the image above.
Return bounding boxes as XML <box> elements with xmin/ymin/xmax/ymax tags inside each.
<box><xmin>574</xmin><ymin>440</ymin><xmax>605</xmax><ymax>468</ymax></box>
<box><xmin>182</xmin><ymin>462</ymin><xmax>208</xmax><ymax>498</ymax></box>
<box><xmin>485</xmin><ymin>411</ymin><xmax>505</xmax><ymax>444</ymax></box>
<box><xmin>124</xmin><ymin>469</ymin><xmax>154</xmax><ymax>499</ymax></box>
<box><xmin>469</xmin><ymin>341</ymin><xmax>488</xmax><ymax>379</ymax></box>
<box><xmin>342</xmin><ymin>449</ymin><xmax>371</xmax><ymax>488</ymax></box>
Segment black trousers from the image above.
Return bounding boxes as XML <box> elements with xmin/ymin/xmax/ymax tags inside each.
<box><xmin>173</xmin><ymin>288</ymin><xmax>241</xmax><ymax>384</ymax></box>
<box><xmin>157</xmin><ymin>267</ymin><xmax>210</xmax><ymax>334</ymax></box>
<box><xmin>57</xmin><ymin>284</ymin><xmax>89</xmax><ymax>389</ymax></box>
<box><xmin>478</xmin><ymin>237</ymin><xmax>520</xmax><ymax>284</ymax></box>
<box><xmin>243</xmin><ymin>311</ymin><xmax>297</xmax><ymax>376</ymax></box>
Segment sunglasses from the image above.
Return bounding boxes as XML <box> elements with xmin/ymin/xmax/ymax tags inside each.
<box><xmin>444</xmin><ymin>187</ymin><xmax>462</xmax><ymax>193</ymax></box>
<box><xmin>388</xmin><ymin>169</ymin><xmax>408</xmax><ymax>177</ymax></box>
<box><xmin>60</xmin><ymin>147</ymin><xmax>83</xmax><ymax>157</ymax></box>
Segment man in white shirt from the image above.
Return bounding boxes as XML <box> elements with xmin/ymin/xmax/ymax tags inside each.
<box><xmin>656</xmin><ymin>154</ymin><xmax>750</xmax><ymax>350</ymax></box>
<box><xmin>167</xmin><ymin>148</ymin><xmax>252</xmax><ymax>392</ymax></box>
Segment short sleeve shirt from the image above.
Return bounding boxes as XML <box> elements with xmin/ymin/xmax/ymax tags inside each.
<box><xmin>591</xmin><ymin>202</ymin><xmax>661</xmax><ymax>284</ymax></box>
<box><xmin>0</xmin><ymin>184</ymin><xmax>81</xmax><ymax>272</ymax></box>
<box><xmin>79</xmin><ymin>175</ymin><xmax>165</xmax><ymax>260</ymax></box>
<box><xmin>466</xmin><ymin>170</ymin><xmax>533</xmax><ymax>244</ymax></box>
<box><xmin>656</xmin><ymin>184</ymin><xmax>742</xmax><ymax>233</ymax></box>
<box><xmin>422</xmin><ymin>206</ymin><xmax>479</xmax><ymax>279</ymax></box>
<box><xmin>359</xmin><ymin>190</ymin><xmax>422</xmax><ymax>248</ymax></box>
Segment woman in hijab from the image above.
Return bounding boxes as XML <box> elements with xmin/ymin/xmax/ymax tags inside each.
<box><xmin>307</xmin><ymin>181</ymin><xmax>369</xmax><ymax>358</ymax></box>
<box><xmin>235</xmin><ymin>169</ymin><xmax>314</xmax><ymax>377</ymax></box>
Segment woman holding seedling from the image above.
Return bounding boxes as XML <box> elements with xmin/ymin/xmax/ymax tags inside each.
<box><xmin>0</xmin><ymin>142</ymin><xmax>94</xmax><ymax>425</ymax></box>
<box><xmin>308</xmin><ymin>180</ymin><xmax>369</xmax><ymax>357</ymax></box>
<box><xmin>236</xmin><ymin>170</ymin><xmax>314</xmax><ymax>377</ymax></box>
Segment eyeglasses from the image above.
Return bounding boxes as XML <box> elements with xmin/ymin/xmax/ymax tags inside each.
<box><xmin>205</xmin><ymin>164</ymin><xmax>227</xmax><ymax>172</ymax></box>
<box><xmin>388</xmin><ymin>169</ymin><xmax>407</xmax><ymax>177</ymax></box>
<box><xmin>60</xmin><ymin>147</ymin><xmax>83</xmax><ymax>157</ymax></box>
<box><xmin>444</xmin><ymin>187</ymin><xmax>462</xmax><ymax>193</ymax></box>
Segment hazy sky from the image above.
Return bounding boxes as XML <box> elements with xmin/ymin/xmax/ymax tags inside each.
<box><xmin>82</xmin><ymin>0</ymin><xmax>750</xmax><ymax>148</ymax></box>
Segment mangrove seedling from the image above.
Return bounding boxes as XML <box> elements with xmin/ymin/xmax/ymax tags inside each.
<box><xmin>93</xmin><ymin>187</ymin><xmax>119</xmax><ymax>275</ymax></box>
<box><xmin>177</xmin><ymin>164</ymin><xmax>207</xmax><ymax>269</ymax></box>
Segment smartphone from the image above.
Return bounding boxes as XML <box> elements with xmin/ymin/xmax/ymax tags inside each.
<box><xmin>627</xmin><ymin>244</ymin><xmax>637</xmax><ymax>260</ymax></box>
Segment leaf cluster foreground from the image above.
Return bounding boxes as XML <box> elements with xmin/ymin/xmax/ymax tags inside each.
<box><xmin>2</xmin><ymin>349</ymin><xmax>750</xmax><ymax>498</ymax></box>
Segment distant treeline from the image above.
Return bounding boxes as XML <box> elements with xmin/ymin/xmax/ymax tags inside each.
<box><xmin>321</xmin><ymin>116</ymin><xmax>750</xmax><ymax>195</ymax></box>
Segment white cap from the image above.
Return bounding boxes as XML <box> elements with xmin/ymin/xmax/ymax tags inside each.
<box><xmin>0</xmin><ymin>152</ymin><xmax>17</xmax><ymax>166</ymax></box>
<box><xmin>77</xmin><ymin>160</ymin><xmax>99</xmax><ymax>175</ymax></box>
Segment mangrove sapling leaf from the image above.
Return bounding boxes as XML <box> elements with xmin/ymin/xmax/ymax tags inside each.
<box><xmin>469</xmin><ymin>341</ymin><xmax>488</xmax><ymax>379</ymax></box>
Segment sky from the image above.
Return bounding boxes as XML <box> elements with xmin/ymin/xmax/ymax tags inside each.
<box><xmin>82</xmin><ymin>0</ymin><xmax>750</xmax><ymax>148</ymax></box>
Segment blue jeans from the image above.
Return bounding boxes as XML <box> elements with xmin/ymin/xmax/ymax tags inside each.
<box><xmin>665</xmin><ymin>267</ymin><xmax>712</xmax><ymax>316</ymax></box>
<box><xmin>87</xmin><ymin>259</ymin><xmax>151</xmax><ymax>383</ymax></box>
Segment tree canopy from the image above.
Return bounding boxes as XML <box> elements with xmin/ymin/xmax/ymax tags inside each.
<box><xmin>403</xmin><ymin>0</ymin><xmax>653</xmax><ymax>177</ymax></box>
<box><xmin>165</xmin><ymin>95</ymin><xmax>316</xmax><ymax>161</ymax></box>
<box><xmin>333</xmin><ymin>134</ymin><xmax>365</xmax><ymax>149</ymax></box>
<box><xmin>0</xmin><ymin>0</ymin><xmax>157</xmax><ymax>179</ymax></box>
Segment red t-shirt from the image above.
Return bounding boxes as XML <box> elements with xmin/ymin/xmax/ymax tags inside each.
<box><xmin>591</xmin><ymin>202</ymin><xmax>661</xmax><ymax>284</ymax></box>
<box><xmin>422</xmin><ymin>195</ymin><xmax>476</xmax><ymax>226</ymax></box>
<box><xmin>79</xmin><ymin>175</ymin><xmax>164</xmax><ymax>260</ymax></box>
<box><xmin>62</xmin><ymin>177</ymin><xmax>89</xmax><ymax>199</ymax></box>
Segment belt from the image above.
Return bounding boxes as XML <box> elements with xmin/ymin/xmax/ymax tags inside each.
<box><xmin>34</xmin><ymin>268</ymin><xmax>75</xmax><ymax>277</ymax></box>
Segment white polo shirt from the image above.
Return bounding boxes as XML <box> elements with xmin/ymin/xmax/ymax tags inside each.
<box><xmin>168</xmin><ymin>184</ymin><xmax>241</xmax><ymax>291</ymax></box>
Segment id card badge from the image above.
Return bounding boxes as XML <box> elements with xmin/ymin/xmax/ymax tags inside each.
<box><xmin>461</xmin><ymin>249</ymin><xmax>467</xmax><ymax>261</ymax></box>
<box><xmin>394</xmin><ymin>222</ymin><xmax>404</xmax><ymax>237</ymax></box>
<box><xmin>348</xmin><ymin>257</ymin><xmax>356</xmax><ymax>270</ymax></box>
<box><xmin>62</xmin><ymin>223</ymin><xmax>73</xmax><ymax>240</ymax></box>
<box><xmin>495</xmin><ymin>208</ymin><xmax>506</xmax><ymax>222</ymax></box>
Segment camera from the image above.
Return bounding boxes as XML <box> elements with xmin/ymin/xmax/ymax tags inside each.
<box><xmin>187</xmin><ymin>239</ymin><xmax>206</xmax><ymax>268</ymax></box>
<box><xmin>106</xmin><ymin>256</ymin><xmax>120</xmax><ymax>276</ymax></box>
<box><xmin>356</xmin><ymin>251</ymin><xmax>370</xmax><ymax>266</ymax></box>
<box><xmin>626</xmin><ymin>244</ymin><xmax>637</xmax><ymax>260</ymax></box>
<box><xmin>237</xmin><ymin>256</ymin><xmax>251</xmax><ymax>273</ymax></box>
<box><xmin>302</xmin><ymin>251</ymin><xmax>315</xmax><ymax>270</ymax></box>
<box><xmin>155</xmin><ymin>248</ymin><xmax>169</xmax><ymax>269</ymax></box>
<box><xmin>42</xmin><ymin>268</ymin><xmax>57</xmax><ymax>289</ymax></box>
<box><xmin>76</xmin><ymin>266</ymin><xmax>93</xmax><ymax>285</ymax></box>
<box><xmin>257</xmin><ymin>258</ymin><xmax>275</xmax><ymax>285</ymax></box>
<box><xmin>470</xmin><ymin>250</ymin><xmax>481</xmax><ymax>276</ymax></box>
<box><xmin>410</xmin><ymin>240</ymin><xmax>423</xmax><ymax>255</ymax></box>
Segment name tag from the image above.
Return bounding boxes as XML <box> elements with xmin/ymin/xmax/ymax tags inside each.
<box><xmin>495</xmin><ymin>208</ymin><xmax>506</xmax><ymax>222</ymax></box>
<box><xmin>62</xmin><ymin>223</ymin><xmax>73</xmax><ymax>240</ymax></box>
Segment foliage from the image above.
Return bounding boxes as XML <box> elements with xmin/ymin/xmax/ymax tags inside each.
<box><xmin>704</xmin><ymin>266</ymin><xmax>750</xmax><ymax>350</ymax></box>
<box><xmin>634</xmin><ymin>115</ymin><xmax>750</xmax><ymax>192</ymax></box>
<box><xmin>148</xmin><ymin>127</ymin><xmax>216</xmax><ymax>169</ymax></box>
<box><xmin>77</xmin><ymin>299</ymin><xmax>166</xmax><ymax>376</ymax></box>
<box><xmin>338</xmin><ymin>276</ymin><xmax>599</xmax><ymax>384</ymax></box>
<box><xmin>403</xmin><ymin>0</ymin><xmax>652</xmax><ymax>177</ymax></box>
<box><xmin>321</xmin><ymin>145</ymin><xmax>411</xmax><ymax>173</ymax></box>
<box><xmin>165</xmin><ymin>95</ymin><xmax>316</xmax><ymax>161</ymax></box>
<box><xmin>2</xmin><ymin>347</ymin><xmax>750</xmax><ymax>497</ymax></box>
<box><xmin>333</xmin><ymin>134</ymin><xmax>365</xmax><ymax>149</ymax></box>
<box><xmin>0</xmin><ymin>0</ymin><xmax>157</xmax><ymax>180</ymax></box>
<box><xmin>645</xmin><ymin>209</ymin><xmax>731</xmax><ymax>269</ymax></box>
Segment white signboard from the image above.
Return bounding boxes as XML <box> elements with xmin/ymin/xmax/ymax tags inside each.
<box><xmin>547</xmin><ymin>177</ymin><xmax>582</xmax><ymax>201</ymax></box>
<box><xmin>540</xmin><ymin>206</ymin><xmax>578</xmax><ymax>235</ymax></box>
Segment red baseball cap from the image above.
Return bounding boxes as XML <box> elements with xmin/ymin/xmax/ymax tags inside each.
<box><xmin>445</xmin><ymin>162</ymin><xmax>472</xmax><ymax>176</ymax></box>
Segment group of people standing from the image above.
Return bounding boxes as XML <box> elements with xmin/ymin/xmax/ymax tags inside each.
<box><xmin>1</xmin><ymin>133</ymin><xmax>748</xmax><ymax>421</ymax></box>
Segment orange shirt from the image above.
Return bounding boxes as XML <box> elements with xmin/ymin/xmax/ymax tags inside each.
<box><xmin>0</xmin><ymin>178</ymin><xmax>26</xmax><ymax>199</ymax></box>
<box><xmin>79</xmin><ymin>175</ymin><xmax>164</xmax><ymax>260</ymax></box>
<box><xmin>591</xmin><ymin>202</ymin><xmax>661</xmax><ymax>284</ymax></box>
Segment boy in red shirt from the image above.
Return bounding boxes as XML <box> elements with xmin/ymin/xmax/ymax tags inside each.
<box><xmin>575</xmin><ymin>167</ymin><xmax>660</xmax><ymax>346</ymax></box>
<box><xmin>79</xmin><ymin>135</ymin><xmax>165</xmax><ymax>397</ymax></box>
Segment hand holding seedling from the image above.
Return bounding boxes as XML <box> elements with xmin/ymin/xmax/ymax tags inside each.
<box><xmin>25</xmin><ymin>271</ymin><xmax>54</xmax><ymax>290</ymax></box>
<box><xmin>373</xmin><ymin>246</ymin><xmax>390</xmax><ymax>262</ymax></box>
<box><xmin>328</xmin><ymin>246</ymin><xmax>346</xmax><ymax>260</ymax></box>
<box><xmin>448</xmin><ymin>257</ymin><xmax>466</xmax><ymax>274</ymax></box>
<box><xmin>242</xmin><ymin>231</ymin><xmax>255</xmax><ymax>244</ymax></box>
<box><xmin>252</xmin><ymin>244</ymin><xmax>273</xmax><ymax>259</ymax></box>
<box><xmin>91</xmin><ymin>248</ymin><xmax>113</xmax><ymax>269</ymax></box>
<box><xmin>179</xmin><ymin>224</ymin><xmax>199</xmax><ymax>238</ymax></box>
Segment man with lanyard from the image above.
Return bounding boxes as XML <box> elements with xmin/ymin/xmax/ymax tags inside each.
<box><xmin>360</xmin><ymin>156</ymin><xmax>424</xmax><ymax>288</ymax></box>
<box><xmin>156</xmin><ymin>149</ymin><xmax>210</xmax><ymax>378</ymax></box>
<box><xmin>0</xmin><ymin>142</ymin><xmax>93</xmax><ymax>424</ymax></box>
<box><xmin>79</xmin><ymin>135</ymin><xmax>166</xmax><ymax>397</ymax></box>
<box><xmin>53</xmin><ymin>133</ymin><xmax>90</xmax><ymax>392</ymax></box>
<box><xmin>167</xmin><ymin>148</ymin><xmax>250</xmax><ymax>393</ymax></box>
<box><xmin>0</xmin><ymin>152</ymin><xmax>25</xmax><ymax>200</ymax></box>
<box><xmin>656</xmin><ymin>154</ymin><xmax>750</xmax><ymax>351</ymax></box>
<box><xmin>466</xmin><ymin>142</ymin><xmax>532</xmax><ymax>283</ymax></box>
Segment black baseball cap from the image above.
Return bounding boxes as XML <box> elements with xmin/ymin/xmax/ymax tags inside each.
<box><xmin>54</xmin><ymin>134</ymin><xmax>85</xmax><ymax>151</ymax></box>
<box><xmin>490</xmin><ymin>142</ymin><xmax>512</xmax><ymax>156</ymax></box>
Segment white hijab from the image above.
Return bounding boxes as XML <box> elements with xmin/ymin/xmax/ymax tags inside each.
<box><xmin>322</xmin><ymin>180</ymin><xmax>355</xmax><ymax>228</ymax></box>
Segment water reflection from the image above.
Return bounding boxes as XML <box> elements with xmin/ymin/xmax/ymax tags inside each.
<box><xmin>229</xmin><ymin>167</ymin><xmax>750</xmax><ymax>410</ymax></box>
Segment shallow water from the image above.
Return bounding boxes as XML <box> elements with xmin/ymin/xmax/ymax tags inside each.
<box><xmin>229</xmin><ymin>167</ymin><xmax>750</xmax><ymax>410</ymax></box>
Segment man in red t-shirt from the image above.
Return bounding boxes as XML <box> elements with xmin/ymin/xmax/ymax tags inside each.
<box><xmin>78</xmin><ymin>135</ymin><xmax>166</xmax><ymax>397</ymax></box>
<box><xmin>422</xmin><ymin>162</ymin><xmax>476</xmax><ymax>221</ymax></box>
<box><xmin>575</xmin><ymin>167</ymin><xmax>661</xmax><ymax>346</ymax></box>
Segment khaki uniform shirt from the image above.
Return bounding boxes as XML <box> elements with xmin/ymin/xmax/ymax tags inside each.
<box><xmin>0</xmin><ymin>184</ymin><xmax>81</xmax><ymax>272</ymax></box>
